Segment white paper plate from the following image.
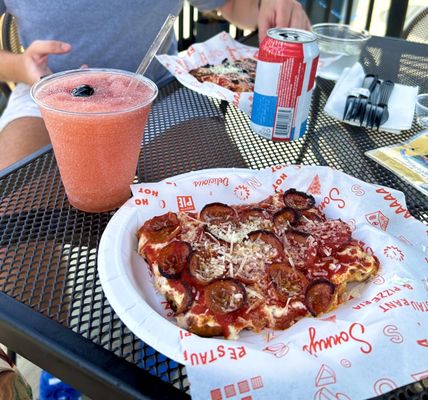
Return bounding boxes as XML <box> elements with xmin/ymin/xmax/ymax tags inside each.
<box><xmin>98</xmin><ymin>167</ymin><xmax>428</xmax><ymax>365</ymax></box>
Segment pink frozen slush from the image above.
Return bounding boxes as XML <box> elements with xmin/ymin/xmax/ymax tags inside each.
<box><xmin>32</xmin><ymin>69</ymin><xmax>158</xmax><ymax>212</ymax></box>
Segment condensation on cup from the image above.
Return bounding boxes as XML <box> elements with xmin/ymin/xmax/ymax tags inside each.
<box><xmin>250</xmin><ymin>28</ymin><xmax>319</xmax><ymax>141</ymax></box>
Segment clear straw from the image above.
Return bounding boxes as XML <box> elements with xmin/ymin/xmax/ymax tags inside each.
<box><xmin>135</xmin><ymin>14</ymin><xmax>177</xmax><ymax>76</ymax></box>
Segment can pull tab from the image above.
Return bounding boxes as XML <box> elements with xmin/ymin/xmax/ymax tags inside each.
<box><xmin>279</xmin><ymin>33</ymin><xmax>299</xmax><ymax>41</ymax></box>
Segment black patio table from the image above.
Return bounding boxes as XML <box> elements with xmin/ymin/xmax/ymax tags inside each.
<box><xmin>0</xmin><ymin>34</ymin><xmax>427</xmax><ymax>400</ymax></box>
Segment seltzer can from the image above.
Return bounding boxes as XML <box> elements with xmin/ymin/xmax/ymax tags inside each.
<box><xmin>250</xmin><ymin>28</ymin><xmax>319</xmax><ymax>141</ymax></box>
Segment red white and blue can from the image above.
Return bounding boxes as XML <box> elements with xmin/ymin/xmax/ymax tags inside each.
<box><xmin>251</xmin><ymin>28</ymin><xmax>319</xmax><ymax>141</ymax></box>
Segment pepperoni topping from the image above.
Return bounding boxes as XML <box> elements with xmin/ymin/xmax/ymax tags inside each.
<box><xmin>283</xmin><ymin>189</ymin><xmax>315</xmax><ymax>211</ymax></box>
<box><xmin>284</xmin><ymin>229</ymin><xmax>311</xmax><ymax>246</ymax></box>
<box><xmin>165</xmin><ymin>281</ymin><xmax>194</xmax><ymax>314</ymax></box>
<box><xmin>305</xmin><ymin>279</ymin><xmax>336</xmax><ymax>316</ymax></box>
<box><xmin>247</xmin><ymin>230</ymin><xmax>284</xmax><ymax>256</ymax></box>
<box><xmin>239</xmin><ymin>208</ymin><xmax>266</xmax><ymax>222</ymax></box>
<box><xmin>239</xmin><ymin>208</ymin><xmax>272</xmax><ymax>230</ymax></box>
<box><xmin>311</xmin><ymin>220</ymin><xmax>352</xmax><ymax>253</ymax></box>
<box><xmin>235</xmin><ymin>257</ymin><xmax>268</xmax><ymax>285</ymax></box>
<box><xmin>268</xmin><ymin>262</ymin><xmax>308</xmax><ymax>301</ymax></box>
<box><xmin>204</xmin><ymin>279</ymin><xmax>246</xmax><ymax>314</ymax></box>
<box><xmin>299</xmin><ymin>208</ymin><xmax>324</xmax><ymax>222</ymax></box>
<box><xmin>186</xmin><ymin>319</ymin><xmax>223</xmax><ymax>337</ymax></box>
<box><xmin>188</xmin><ymin>251</ymin><xmax>225</xmax><ymax>285</ymax></box>
<box><xmin>200</xmin><ymin>203</ymin><xmax>236</xmax><ymax>225</ymax></box>
<box><xmin>244</xmin><ymin>286</ymin><xmax>266</xmax><ymax>311</ymax></box>
<box><xmin>138</xmin><ymin>212</ymin><xmax>180</xmax><ymax>243</ymax></box>
<box><xmin>157</xmin><ymin>241</ymin><xmax>191</xmax><ymax>279</ymax></box>
<box><xmin>273</xmin><ymin>207</ymin><xmax>299</xmax><ymax>227</ymax></box>
<box><xmin>235</xmin><ymin>266</ymin><xmax>265</xmax><ymax>285</ymax></box>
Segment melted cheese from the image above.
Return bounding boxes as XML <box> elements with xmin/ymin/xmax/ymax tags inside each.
<box><xmin>225</xmin><ymin>325</ymin><xmax>240</xmax><ymax>340</ymax></box>
<box><xmin>224</xmin><ymin>292</ymin><xmax>244</xmax><ymax>313</ymax></box>
<box><xmin>194</xmin><ymin>254</ymin><xmax>227</xmax><ymax>282</ymax></box>
<box><xmin>156</xmin><ymin>274</ymin><xmax>185</xmax><ymax>307</ymax></box>
<box><xmin>209</xmin><ymin>64</ymin><xmax>242</xmax><ymax>75</ymax></box>
<box><xmin>332</xmin><ymin>244</ymin><xmax>379</xmax><ymax>285</ymax></box>
<box><xmin>191</xmin><ymin>231</ymin><xmax>278</xmax><ymax>281</ymax></box>
<box><xmin>264</xmin><ymin>300</ymin><xmax>307</xmax><ymax>324</ymax></box>
<box><xmin>208</xmin><ymin>219</ymin><xmax>264</xmax><ymax>243</ymax></box>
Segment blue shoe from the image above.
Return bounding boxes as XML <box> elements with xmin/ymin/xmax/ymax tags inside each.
<box><xmin>39</xmin><ymin>371</ymin><xmax>82</xmax><ymax>400</ymax></box>
<box><xmin>139</xmin><ymin>341</ymin><xmax>178</xmax><ymax>381</ymax></box>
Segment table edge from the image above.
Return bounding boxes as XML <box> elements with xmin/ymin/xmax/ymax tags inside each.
<box><xmin>0</xmin><ymin>292</ymin><xmax>189</xmax><ymax>400</ymax></box>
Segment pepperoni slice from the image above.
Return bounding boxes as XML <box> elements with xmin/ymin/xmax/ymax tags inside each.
<box><xmin>235</xmin><ymin>265</ymin><xmax>265</xmax><ymax>285</ymax></box>
<box><xmin>239</xmin><ymin>208</ymin><xmax>272</xmax><ymax>229</ymax></box>
<box><xmin>284</xmin><ymin>229</ymin><xmax>310</xmax><ymax>246</ymax></box>
<box><xmin>305</xmin><ymin>279</ymin><xmax>336</xmax><ymax>316</ymax></box>
<box><xmin>204</xmin><ymin>279</ymin><xmax>246</xmax><ymax>314</ymax></box>
<box><xmin>186</xmin><ymin>318</ymin><xmax>223</xmax><ymax>337</ymax></box>
<box><xmin>295</xmin><ymin>209</ymin><xmax>324</xmax><ymax>234</ymax></box>
<box><xmin>200</xmin><ymin>203</ymin><xmax>236</xmax><ymax>225</ymax></box>
<box><xmin>299</xmin><ymin>208</ymin><xmax>324</xmax><ymax>222</ymax></box>
<box><xmin>157</xmin><ymin>241</ymin><xmax>191</xmax><ymax>279</ymax></box>
<box><xmin>312</xmin><ymin>220</ymin><xmax>352</xmax><ymax>253</ymax></box>
<box><xmin>188</xmin><ymin>251</ymin><xmax>224</xmax><ymax>285</ymax></box>
<box><xmin>240</xmin><ymin>208</ymin><xmax>266</xmax><ymax>222</ymax></box>
<box><xmin>247</xmin><ymin>230</ymin><xmax>284</xmax><ymax>256</ymax></box>
<box><xmin>138</xmin><ymin>212</ymin><xmax>180</xmax><ymax>243</ymax></box>
<box><xmin>273</xmin><ymin>207</ymin><xmax>299</xmax><ymax>227</ymax></box>
<box><xmin>268</xmin><ymin>262</ymin><xmax>308</xmax><ymax>301</ymax></box>
<box><xmin>165</xmin><ymin>281</ymin><xmax>194</xmax><ymax>314</ymax></box>
<box><xmin>283</xmin><ymin>189</ymin><xmax>315</xmax><ymax>211</ymax></box>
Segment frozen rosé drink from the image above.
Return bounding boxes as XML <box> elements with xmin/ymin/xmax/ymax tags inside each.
<box><xmin>31</xmin><ymin>69</ymin><xmax>158</xmax><ymax>212</ymax></box>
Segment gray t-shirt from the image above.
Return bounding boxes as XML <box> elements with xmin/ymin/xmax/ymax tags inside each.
<box><xmin>0</xmin><ymin>0</ymin><xmax>227</xmax><ymax>86</ymax></box>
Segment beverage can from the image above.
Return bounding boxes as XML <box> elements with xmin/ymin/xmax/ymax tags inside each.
<box><xmin>250</xmin><ymin>28</ymin><xmax>319</xmax><ymax>141</ymax></box>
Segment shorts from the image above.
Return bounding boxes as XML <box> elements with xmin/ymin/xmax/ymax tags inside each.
<box><xmin>0</xmin><ymin>83</ymin><xmax>42</xmax><ymax>131</ymax></box>
<box><xmin>0</xmin><ymin>347</ymin><xmax>33</xmax><ymax>399</ymax></box>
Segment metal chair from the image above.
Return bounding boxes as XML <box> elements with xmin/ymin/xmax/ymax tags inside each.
<box><xmin>402</xmin><ymin>7</ymin><xmax>428</xmax><ymax>44</ymax></box>
<box><xmin>176</xmin><ymin>5</ymin><xmax>245</xmax><ymax>52</ymax></box>
<box><xmin>0</xmin><ymin>12</ymin><xmax>22</xmax><ymax>112</ymax></box>
<box><xmin>0</xmin><ymin>11</ymin><xmax>21</xmax><ymax>360</ymax></box>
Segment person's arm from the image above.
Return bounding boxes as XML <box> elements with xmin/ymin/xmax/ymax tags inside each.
<box><xmin>0</xmin><ymin>40</ymin><xmax>71</xmax><ymax>85</ymax></box>
<box><xmin>218</xmin><ymin>0</ymin><xmax>311</xmax><ymax>42</ymax></box>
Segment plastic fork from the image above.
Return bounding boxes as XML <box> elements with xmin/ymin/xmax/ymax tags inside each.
<box><xmin>373</xmin><ymin>80</ymin><xmax>394</xmax><ymax>129</ymax></box>
<box><xmin>356</xmin><ymin>76</ymin><xmax>379</xmax><ymax>125</ymax></box>
<box><xmin>343</xmin><ymin>74</ymin><xmax>378</xmax><ymax>122</ymax></box>
<box><xmin>363</xmin><ymin>80</ymin><xmax>394</xmax><ymax>129</ymax></box>
<box><xmin>362</xmin><ymin>79</ymin><xmax>381</xmax><ymax>128</ymax></box>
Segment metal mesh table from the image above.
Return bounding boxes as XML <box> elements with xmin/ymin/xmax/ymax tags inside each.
<box><xmin>0</xmin><ymin>35</ymin><xmax>427</xmax><ymax>400</ymax></box>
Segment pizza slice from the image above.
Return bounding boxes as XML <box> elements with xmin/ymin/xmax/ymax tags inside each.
<box><xmin>137</xmin><ymin>190</ymin><xmax>380</xmax><ymax>339</ymax></box>
<box><xmin>189</xmin><ymin>57</ymin><xmax>257</xmax><ymax>92</ymax></box>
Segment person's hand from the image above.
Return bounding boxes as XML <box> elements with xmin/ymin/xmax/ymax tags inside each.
<box><xmin>18</xmin><ymin>40</ymin><xmax>71</xmax><ymax>85</ymax></box>
<box><xmin>258</xmin><ymin>0</ymin><xmax>311</xmax><ymax>42</ymax></box>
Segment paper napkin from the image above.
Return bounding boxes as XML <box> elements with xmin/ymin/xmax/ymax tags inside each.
<box><xmin>324</xmin><ymin>63</ymin><xmax>419</xmax><ymax>134</ymax></box>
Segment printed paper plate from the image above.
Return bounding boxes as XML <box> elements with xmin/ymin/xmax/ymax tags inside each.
<box><xmin>98</xmin><ymin>165</ymin><xmax>428</xmax><ymax>382</ymax></box>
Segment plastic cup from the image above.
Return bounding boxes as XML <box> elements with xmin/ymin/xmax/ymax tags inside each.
<box><xmin>31</xmin><ymin>68</ymin><xmax>158</xmax><ymax>213</ymax></box>
<box><xmin>415</xmin><ymin>93</ymin><xmax>428</xmax><ymax>129</ymax></box>
<box><xmin>312</xmin><ymin>23</ymin><xmax>370</xmax><ymax>81</ymax></box>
